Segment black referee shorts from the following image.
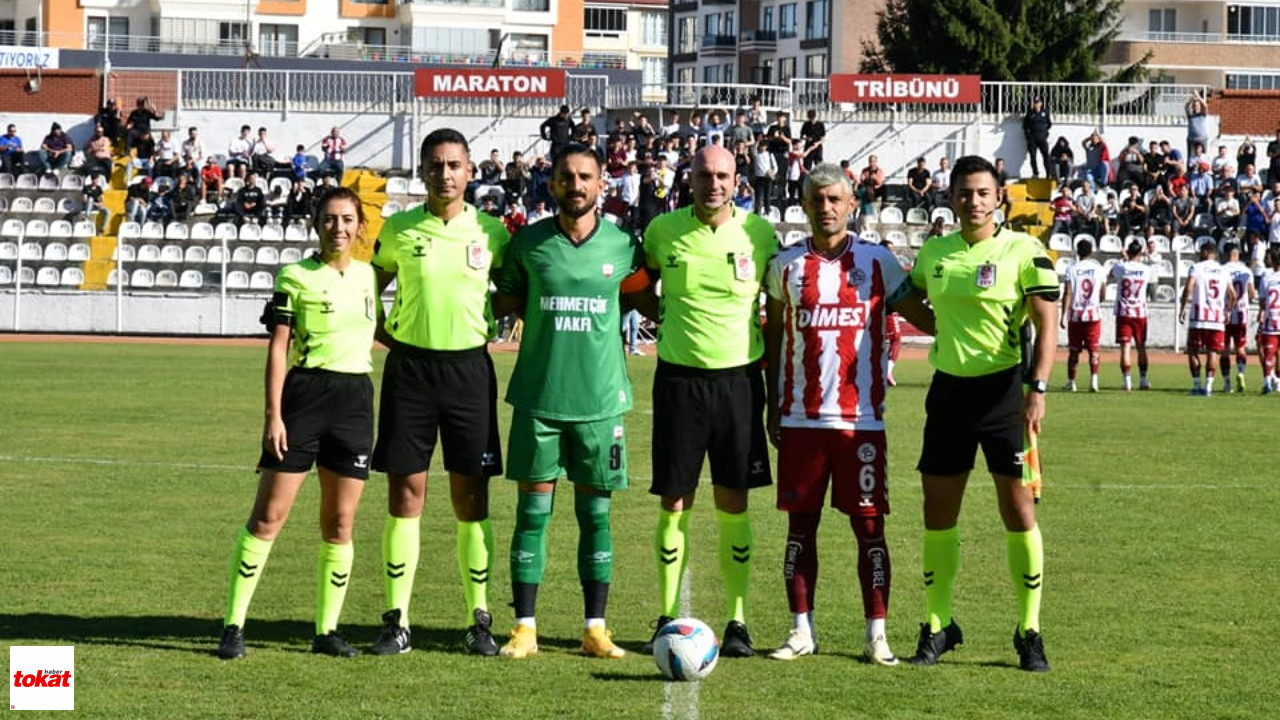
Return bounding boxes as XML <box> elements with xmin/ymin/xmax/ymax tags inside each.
<box><xmin>371</xmin><ymin>343</ymin><xmax>503</xmax><ymax>478</ymax></box>
<box><xmin>650</xmin><ymin>359</ymin><xmax>772</xmax><ymax>498</ymax></box>
<box><xmin>917</xmin><ymin>365</ymin><xmax>1025</xmax><ymax>478</ymax></box>
<box><xmin>257</xmin><ymin>368</ymin><xmax>374</xmax><ymax>479</ymax></box>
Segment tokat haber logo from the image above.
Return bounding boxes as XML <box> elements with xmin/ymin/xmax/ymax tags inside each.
<box><xmin>10</xmin><ymin>646</ymin><xmax>74</xmax><ymax>710</ymax></box>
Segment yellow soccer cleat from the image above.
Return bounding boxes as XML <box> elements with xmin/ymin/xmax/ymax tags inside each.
<box><xmin>580</xmin><ymin>625</ymin><xmax>626</xmax><ymax>659</ymax></box>
<box><xmin>499</xmin><ymin>623</ymin><xmax>539</xmax><ymax>659</ymax></box>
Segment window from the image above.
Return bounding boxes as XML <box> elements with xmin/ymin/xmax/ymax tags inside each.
<box><xmin>705</xmin><ymin>13</ymin><xmax>721</xmax><ymax>37</ymax></box>
<box><xmin>763</xmin><ymin>6</ymin><xmax>775</xmax><ymax>32</ymax></box>
<box><xmin>512</xmin><ymin>0</ymin><xmax>550</xmax><ymax>10</ymax></box>
<box><xmin>1226</xmin><ymin>73</ymin><xmax>1280</xmax><ymax>90</ymax></box>
<box><xmin>805</xmin><ymin>53</ymin><xmax>826</xmax><ymax>78</ymax></box>
<box><xmin>642</xmin><ymin>56</ymin><xmax>667</xmax><ymax>85</ymax></box>
<box><xmin>805</xmin><ymin>0</ymin><xmax>829</xmax><ymax>39</ymax></box>
<box><xmin>677</xmin><ymin>66</ymin><xmax>695</xmax><ymax>88</ymax></box>
<box><xmin>585</xmin><ymin>7</ymin><xmax>627</xmax><ymax>36</ymax></box>
<box><xmin>1148</xmin><ymin>9</ymin><xmax>1176</xmax><ymax>33</ymax></box>
<box><xmin>1228</xmin><ymin>5</ymin><xmax>1280</xmax><ymax>39</ymax></box>
<box><xmin>779</xmin><ymin>57</ymin><xmax>796</xmax><ymax>83</ymax></box>
<box><xmin>780</xmin><ymin>3</ymin><xmax>797</xmax><ymax>38</ymax></box>
<box><xmin>704</xmin><ymin>65</ymin><xmax>721</xmax><ymax>84</ymax></box>
<box><xmin>259</xmin><ymin>24</ymin><xmax>298</xmax><ymax>56</ymax></box>
<box><xmin>642</xmin><ymin>12</ymin><xmax>667</xmax><ymax>46</ymax></box>
<box><xmin>677</xmin><ymin>16</ymin><xmax>697</xmax><ymax>53</ymax></box>
<box><xmin>412</xmin><ymin>26</ymin><xmax>488</xmax><ymax>57</ymax></box>
<box><xmin>725</xmin><ymin>11</ymin><xmax>735</xmax><ymax>36</ymax></box>
<box><xmin>0</xmin><ymin>20</ymin><xmax>14</xmax><ymax>46</ymax></box>
<box><xmin>349</xmin><ymin>0</ymin><xmax>387</xmax><ymax>5</ymax></box>
<box><xmin>723</xmin><ymin>62</ymin><xmax>734</xmax><ymax>84</ymax></box>
<box><xmin>758</xmin><ymin>59</ymin><xmax>774</xmax><ymax>84</ymax></box>
<box><xmin>361</xmin><ymin>27</ymin><xmax>386</xmax><ymax>47</ymax></box>
<box><xmin>87</xmin><ymin>16</ymin><xmax>129</xmax><ymax>51</ymax></box>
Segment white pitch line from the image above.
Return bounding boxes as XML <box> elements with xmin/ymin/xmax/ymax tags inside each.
<box><xmin>662</xmin><ymin>564</ymin><xmax>698</xmax><ymax>720</ymax></box>
<box><xmin>0</xmin><ymin>454</ymin><xmax>245</xmax><ymax>472</ymax></box>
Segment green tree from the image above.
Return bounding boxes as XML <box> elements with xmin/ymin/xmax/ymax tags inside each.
<box><xmin>861</xmin><ymin>0</ymin><xmax>1148</xmax><ymax>82</ymax></box>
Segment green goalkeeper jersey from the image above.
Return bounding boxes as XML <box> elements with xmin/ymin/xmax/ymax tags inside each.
<box><xmin>495</xmin><ymin>216</ymin><xmax>645</xmax><ymax>421</ymax></box>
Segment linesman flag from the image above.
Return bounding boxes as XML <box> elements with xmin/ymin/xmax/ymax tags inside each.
<box><xmin>1023</xmin><ymin>427</ymin><xmax>1043</xmax><ymax>503</ymax></box>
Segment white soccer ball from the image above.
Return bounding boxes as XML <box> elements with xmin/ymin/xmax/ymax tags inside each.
<box><xmin>653</xmin><ymin>618</ymin><xmax>719</xmax><ymax>681</ymax></box>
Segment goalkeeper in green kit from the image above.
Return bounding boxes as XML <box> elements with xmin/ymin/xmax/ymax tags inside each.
<box><xmin>491</xmin><ymin>143</ymin><xmax>652</xmax><ymax>659</ymax></box>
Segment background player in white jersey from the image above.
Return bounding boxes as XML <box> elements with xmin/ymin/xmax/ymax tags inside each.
<box><xmin>1179</xmin><ymin>243</ymin><xmax>1237</xmax><ymax>395</ymax></box>
<box><xmin>1110</xmin><ymin>240</ymin><xmax>1155</xmax><ymax>391</ymax></box>
<box><xmin>762</xmin><ymin>163</ymin><xmax>933</xmax><ymax>664</ymax></box>
<box><xmin>1256</xmin><ymin>247</ymin><xmax>1280</xmax><ymax>394</ymax></box>
<box><xmin>1060</xmin><ymin>240</ymin><xmax>1105</xmax><ymax>392</ymax></box>
<box><xmin>1219</xmin><ymin>243</ymin><xmax>1257</xmax><ymax>393</ymax></box>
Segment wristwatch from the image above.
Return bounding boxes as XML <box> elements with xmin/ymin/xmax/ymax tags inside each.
<box><xmin>1028</xmin><ymin>379</ymin><xmax>1049</xmax><ymax>394</ymax></box>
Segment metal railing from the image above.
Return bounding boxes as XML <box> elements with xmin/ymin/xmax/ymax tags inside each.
<box><xmin>607</xmin><ymin>82</ymin><xmax>791</xmax><ymax>111</ymax></box>
<box><xmin>1116</xmin><ymin>30</ymin><xmax>1280</xmax><ymax>45</ymax></box>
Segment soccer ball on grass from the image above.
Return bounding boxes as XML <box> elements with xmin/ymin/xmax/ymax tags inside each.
<box><xmin>653</xmin><ymin>618</ymin><xmax>719</xmax><ymax>681</ymax></box>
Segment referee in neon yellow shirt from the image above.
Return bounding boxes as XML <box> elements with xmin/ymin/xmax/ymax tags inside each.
<box><xmin>905</xmin><ymin>156</ymin><xmax>1059</xmax><ymax>672</ymax></box>
<box><xmin>367</xmin><ymin>129</ymin><xmax>511</xmax><ymax>657</ymax></box>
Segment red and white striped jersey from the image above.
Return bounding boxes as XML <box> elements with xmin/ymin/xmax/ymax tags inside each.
<box><xmin>1259</xmin><ymin>270</ymin><xmax>1280</xmax><ymax>335</ymax></box>
<box><xmin>1065</xmin><ymin>258</ymin><xmax>1104</xmax><ymax>323</ymax></box>
<box><xmin>1222</xmin><ymin>261</ymin><xmax>1253</xmax><ymax>326</ymax></box>
<box><xmin>765</xmin><ymin>238</ymin><xmax>907</xmax><ymax>431</ymax></box>
<box><xmin>1188</xmin><ymin>260</ymin><xmax>1227</xmax><ymax>330</ymax></box>
<box><xmin>1110</xmin><ymin>260</ymin><xmax>1153</xmax><ymax>319</ymax></box>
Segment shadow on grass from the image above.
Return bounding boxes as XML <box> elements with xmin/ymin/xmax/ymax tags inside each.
<box><xmin>0</xmin><ymin>614</ymin><xmax>490</xmax><ymax>657</ymax></box>
<box><xmin>590</xmin><ymin>671</ymin><xmax>663</xmax><ymax>682</ymax></box>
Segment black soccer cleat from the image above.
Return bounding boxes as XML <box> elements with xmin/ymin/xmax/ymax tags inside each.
<box><xmin>312</xmin><ymin>631</ymin><xmax>359</xmax><ymax>658</ymax></box>
<box><xmin>1013</xmin><ymin>628</ymin><xmax>1050</xmax><ymax>672</ymax></box>
<box><xmin>369</xmin><ymin>609</ymin><xmax>412</xmax><ymax>655</ymax></box>
<box><xmin>907</xmin><ymin>621</ymin><xmax>964</xmax><ymax>666</ymax></box>
<box><xmin>720</xmin><ymin>620</ymin><xmax>755</xmax><ymax>658</ymax></box>
<box><xmin>217</xmin><ymin>625</ymin><xmax>246</xmax><ymax>660</ymax></box>
<box><xmin>639</xmin><ymin>615</ymin><xmax>674</xmax><ymax>655</ymax></box>
<box><xmin>464</xmin><ymin>609</ymin><xmax>500</xmax><ymax>656</ymax></box>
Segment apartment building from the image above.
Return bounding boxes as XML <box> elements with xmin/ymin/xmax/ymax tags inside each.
<box><xmin>1107</xmin><ymin>2</ymin><xmax>1280</xmax><ymax>89</ymax></box>
<box><xmin>583</xmin><ymin>0</ymin><xmax>670</xmax><ymax>80</ymax></box>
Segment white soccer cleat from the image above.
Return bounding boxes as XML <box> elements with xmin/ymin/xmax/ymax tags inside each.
<box><xmin>767</xmin><ymin>628</ymin><xmax>816</xmax><ymax>660</ymax></box>
<box><xmin>863</xmin><ymin>634</ymin><xmax>899</xmax><ymax>666</ymax></box>
<box><xmin>1064</xmin><ymin>381</ymin><xmax>1077</xmax><ymax>392</ymax></box>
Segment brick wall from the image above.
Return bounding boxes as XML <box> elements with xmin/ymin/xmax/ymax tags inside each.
<box><xmin>106</xmin><ymin>71</ymin><xmax>179</xmax><ymax>118</ymax></box>
<box><xmin>1214</xmin><ymin>90</ymin><xmax>1280</xmax><ymax>136</ymax></box>
<box><xmin>0</xmin><ymin>69</ymin><xmax>99</xmax><ymax>115</ymax></box>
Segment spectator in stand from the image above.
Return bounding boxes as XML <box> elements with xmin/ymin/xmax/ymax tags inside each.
<box><xmin>632</xmin><ymin>113</ymin><xmax>657</xmax><ymax>147</ymax></box>
<box><xmin>660</xmin><ymin>111</ymin><xmax>682</xmax><ymax>139</ymax></box>
<box><xmin>1099</xmin><ymin>189</ymin><xmax>1121</xmax><ymax>236</ymax></box>
<box><xmin>1243</xmin><ymin>188</ymin><xmax>1269</xmax><ymax>239</ymax></box>
<box><xmin>799</xmin><ymin>109</ymin><xmax>826</xmax><ymax>169</ymax></box>
<box><xmin>1214</xmin><ymin>186</ymin><xmax>1242</xmax><ymax>237</ymax></box>
<box><xmin>1050</xmin><ymin>136</ymin><xmax>1074</xmax><ymax>185</ymax></box>
<box><xmin>1081</xmin><ymin>131</ymin><xmax>1110</xmax><ymax>189</ymax></box>
<box><xmin>1271</xmin><ymin>198</ymin><xmax>1280</xmax><ymax>246</ymax></box>
<box><xmin>529</xmin><ymin>155</ymin><xmax>553</xmax><ymax>210</ymax></box>
<box><xmin>504</xmin><ymin>151</ymin><xmax>530</xmax><ymax>208</ymax></box>
<box><xmin>478</xmin><ymin>149</ymin><xmax>503</xmax><ymax>186</ymax></box>
<box><xmin>766</xmin><ymin>114</ymin><xmax>793</xmax><ymax>204</ymax></box>
<box><xmin>621</xmin><ymin>161</ymin><xmax>641</xmax><ymax>226</ymax></box>
<box><xmin>200</xmin><ymin>156</ymin><xmax>225</xmax><ymax>204</ymax></box>
<box><xmin>728</xmin><ymin>112</ymin><xmax>755</xmax><ymax>148</ymax></box>
<box><xmin>1142</xmin><ymin>141</ymin><xmax>1165</xmax><ymax>191</ymax></box>
<box><xmin>733</xmin><ymin>177</ymin><xmax>755</xmax><ymax>213</ymax></box>
<box><xmin>153</xmin><ymin>130</ymin><xmax>180</xmax><ymax>178</ymax></box>
<box><xmin>994</xmin><ymin>157</ymin><xmax>1012</xmax><ymax>210</ymax></box>
<box><xmin>1073</xmin><ymin>180</ymin><xmax>1099</xmax><ymax>237</ymax></box>
<box><xmin>572</xmin><ymin>108</ymin><xmax>594</xmax><ymax>144</ymax></box>
<box><xmin>129</xmin><ymin>130</ymin><xmax>156</xmax><ymax>181</ymax></box>
<box><xmin>1238</xmin><ymin>164</ymin><xmax>1263</xmax><ymax>194</ymax></box>
<box><xmin>266</xmin><ymin>184</ymin><xmax>288</xmax><ymax>223</ymax></box>
<box><xmin>1172</xmin><ymin>184</ymin><xmax>1197</xmax><ymax>236</ymax></box>
<box><xmin>906</xmin><ymin>156</ymin><xmax>933</xmax><ymax>209</ymax></box>
<box><xmin>854</xmin><ymin>176</ymin><xmax>877</xmax><ymax>232</ymax></box>
<box><xmin>1216</xmin><ymin>165</ymin><xmax>1239</xmax><ymax>200</ymax></box>
<box><xmin>319</xmin><ymin>126</ymin><xmax>348</xmax><ymax>183</ymax></box>
<box><xmin>1211</xmin><ymin>145</ymin><xmax>1232</xmax><ymax>179</ymax></box>
<box><xmin>932</xmin><ymin>156</ymin><xmax>951</xmax><ymax>208</ymax></box>
<box><xmin>927</xmin><ymin>216</ymin><xmax>946</xmax><ymax>239</ymax></box>
<box><xmin>540</xmin><ymin>104</ymin><xmax>574</xmax><ymax>161</ymax></box>
<box><xmin>234</xmin><ymin>171</ymin><xmax>267</xmax><ymax>226</ymax></box>
<box><xmin>82</xmin><ymin>125</ymin><xmax>114</xmax><ymax>179</ymax></box>
<box><xmin>733</xmin><ymin>140</ymin><xmax>753</xmax><ymax>183</ymax></box>
<box><xmin>1189</xmin><ymin>142</ymin><xmax>1210</xmax><ymax>172</ymax></box>
<box><xmin>785</xmin><ymin>140</ymin><xmax>806</xmax><ymax>207</ymax></box>
<box><xmin>704</xmin><ymin>110</ymin><xmax>729</xmax><ymax>147</ymax></box>
<box><xmin>859</xmin><ymin>155</ymin><xmax>885</xmax><ymax>201</ymax></box>
<box><xmin>1188</xmin><ymin>161</ymin><xmax>1214</xmax><ymax>212</ymax></box>
<box><xmin>39</xmin><ymin>122</ymin><xmax>74</xmax><ymax>172</ymax></box>
<box><xmin>0</xmin><ymin>124</ymin><xmax>23</xmax><ymax>174</ymax></box>
<box><xmin>1147</xmin><ymin>185</ymin><xmax>1174</xmax><ymax>237</ymax></box>
<box><xmin>747</xmin><ymin>98</ymin><xmax>767</xmax><ymax>135</ymax></box>
<box><xmin>605</xmin><ymin>137</ymin><xmax>628</xmax><ymax>179</ymax></box>
<box><xmin>752</xmin><ymin>138</ymin><xmax>778</xmax><ymax>215</ymax></box>
<box><xmin>125</xmin><ymin>176</ymin><xmax>153</xmax><ymax>225</ymax></box>
<box><xmin>1165</xmin><ymin>162</ymin><xmax>1189</xmax><ymax>198</ymax></box>
<box><xmin>227</xmin><ymin>125</ymin><xmax>252</xmax><ymax>180</ymax></box>
<box><xmin>1115</xmin><ymin>137</ymin><xmax>1145</xmax><ymax>191</ymax></box>
<box><xmin>1266</xmin><ymin>129</ymin><xmax>1280</xmax><ymax>184</ymax></box>
<box><xmin>291</xmin><ymin>145</ymin><xmax>308</xmax><ymax>181</ymax></box>
<box><xmin>1049</xmin><ymin>185</ymin><xmax>1076</xmax><ymax>236</ymax></box>
<box><xmin>1237</xmin><ymin>136</ymin><xmax>1257</xmax><ymax>173</ymax></box>
<box><xmin>1022</xmin><ymin>96</ymin><xmax>1052</xmax><ymax>178</ymax></box>
<box><xmin>502</xmin><ymin>199</ymin><xmax>526</xmax><ymax>236</ymax></box>
<box><xmin>167</xmin><ymin>172</ymin><xmax>199</xmax><ymax>222</ymax></box>
<box><xmin>1185</xmin><ymin>90</ymin><xmax>1209</xmax><ymax>160</ymax></box>
<box><xmin>95</xmin><ymin>98</ymin><xmax>122</xmax><ymax>149</ymax></box>
<box><xmin>251</xmin><ymin>127</ymin><xmax>279</xmax><ymax>177</ymax></box>
<box><xmin>181</xmin><ymin>127</ymin><xmax>206</xmax><ymax>166</ymax></box>
<box><xmin>82</xmin><ymin>173</ymin><xmax>105</xmax><ymax>220</ymax></box>
<box><xmin>527</xmin><ymin>199</ymin><xmax>551</xmax><ymax>224</ymax></box>
<box><xmin>1120</xmin><ymin>184</ymin><xmax>1147</xmax><ymax>235</ymax></box>
<box><xmin>284</xmin><ymin>178</ymin><xmax>313</xmax><ymax>226</ymax></box>
<box><xmin>125</xmin><ymin>96</ymin><xmax>162</xmax><ymax>154</ymax></box>
<box><xmin>686</xmin><ymin>112</ymin><xmax>705</xmax><ymax>143</ymax></box>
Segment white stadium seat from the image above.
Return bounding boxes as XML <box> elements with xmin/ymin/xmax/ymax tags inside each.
<box><xmin>0</xmin><ymin>242</ymin><xmax>15</xmax><ymax>260</ymax></box>
<box><xmin>179</xmin><ymin>270</ymin><xmax>204</xmax><ymax>288</ymax></box>
<box><xmin>783</xmin><ymin>206</ymin><xmax>806</xmax><ymax>224</ymax></box>
<box><xmin>249</xmin><ymin>271</ymin><xmax>274</xmax><ymax>290</ymax></box>
<box><xmin>215</xmin><ymin>223</ymin><xmax>239</xmax><ymax>241</ymax></box>
<box><xmin>73</xmin><ymin>220</ymin><xmax>96</xmax><ymax>239</ymax></box>
<box><xmin>130</xmin><ymin>268</ymin><xmax>155</xmax><ymax>288</ymax></box>
<box><xmin>24</xmin><ymin>220</ymin><xmax>49</xmax><ymax>238</ymax></box>
<box><xmin>67</xmin><ymin>243</ymin><xmax>91</xmax><ymax>262</ymax></box>
<box><xmin>279</xmin><ymin>247</ymin><xmax>303</xmax><ymax>265</ymax></box>
<box><xmin>155</xmin><ymin>269</ymin><xmax>179</xmax><ymax>288</ymax></box>
<box><xmin>59</xmin><ymin>267</ymin><xmax>84</xmax><ymax>287</ymax></box>
<box><xmin>136</xmin><ymin>244</ymin><xmax>161</xmax><ymax>263</ymax></box>
<box><xmin>207</xmin><ymin>246</ymin><xmax>228</xmax><ymax>265</ymax></box>
<box><xmin>42</xmin><ymin>242</ymin><xmax>68</xmax><ymax>262</ymax></box>
<box><xmin>190</xmin><ymin>222</ymin><xmax>216</xmax><ymax>241</ymax></box>
<box><xmin>906</xmin><ymin>207</ymin><xmax>930</xmax><ymax>226</ymax></box>
<box><xmin>239</xmin><ymin>223</ymin><xmax>262</xmax><ymax>242</ymax></box>
<box><xmin>166</xmin><ymin>222</ymin><xmax>190</xmax><ymax>241</ymax></box>
<box><xmin>141</xmin><ymin>222</ymin><xmax>166</xmax><ymax>240</ymax></box>
<box><xmin>255</xmin><ymin>246</ymin><xmax>280</xmax><ymax>265</ymax></box>
<box><xmin>0</xmin><ymin>265</ymin><xmax>10</xmax><ymax>284</ymax></box>
<box><xmin>261</xmin><ymin>224</ymin><xmax>284</xmax><ymax>242</ymax></box>
<box><xmin>878</xmin><ymin>206</ymin><xmax>904</xmax><ymax>225</ymax></box>
<box><xmin>32</xmin><ymin>197</ymin><xmax>56</xmax><ymax>214</ymax></box>
<box><xmin>231</xmin><ymin>246</ymin><xmax>256</xmax><ymax>264</ymax></box>
<box><xmin>184</xmin><ymin>246</ymin><xmax>208</xmax><ymax>264</ymax></box>
<box><xmin>386</xmin><ymin>177</ymin><xmax>409</xmax><ymax>195</ymax></box>
<box><xmin>1049</xmin><ymin>234</ymin><xmax>1073</xmax><ymax>252</ymax></box>
<box><xmin>19</xmin><ymin>242</ymin><xmax>42</xmax><ymax>261</ymax></box>
<box><xmin>35</xmin><ymin>266</ymin><xmax>60</xmax><ymax>286</ymax></box>
<box><xmin>113</xmin><ymin>244</ymin><xmax>137</xmax><ymax>262</ymax></box>
<box><xmin>160</xmin><ymin>245</ymin><xmax>184</xmax><ymax>263</ymax></box>
<box><xmin>118</xmin><ymin>222</ymin><xmax>142</xmax><ymax>240</ymax></box>
<box><xmin>107</xmin><ymin>269</ymin><xmax>127</xmax><ymax>287</ymax></box>
<box><xmin>226</xmin><ymin>270</ymin><xmax>250</xmax><ymax>289</ymax></box>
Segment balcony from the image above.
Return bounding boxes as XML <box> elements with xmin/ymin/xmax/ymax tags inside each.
<box><xmin>740</xmin><ymin>29</ymin><xmax>777</xmax><ymax>51</ymax></box>
<box><xmin>671</xmin><ymin>0</ymin><xmax>699</xmax><ymax>13</ymax></box>
<box><xmin>1108</xmin><ymin>31</ymin><xmax>1280</xmax><ymax>70</ymax></box>
<box><xmin>701</xmin><ymin>33</ymin><xmax>738</xmax><ymax>56</ymax></box>
<box><xmin>779</xmin><ymin>28</ymin><xmax>798</xmax><ymax>40</ymax></box>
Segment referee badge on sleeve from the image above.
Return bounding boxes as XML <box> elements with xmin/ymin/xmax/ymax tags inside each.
<box><xmin>467</xmin><ymin>242</ymin><xmax>488</xmax><ymax>270</ymax></box>
<box><xmin>976</xmin><ymin>263</ymin><xmax>997</xmax><ymax>288</ymax></box>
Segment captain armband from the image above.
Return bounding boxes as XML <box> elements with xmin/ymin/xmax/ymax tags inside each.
<box><xmin>260</xmin><ymin>292</ymin><xmax>296</xmax><ymax>330</ymax></box>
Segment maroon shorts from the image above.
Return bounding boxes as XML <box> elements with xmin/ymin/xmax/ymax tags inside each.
<box><xmin>1115</xmin><ymin>316</ymin><xmax>1147</xmax><ymax>346</ymax></box>
<box><xmin>1225</xmin><ymin>323</ymin><xmax>1248</xmax><ymax>348</ymax></box>
<box><xmin>1258</xmin><ymin>334</ymin><xmax>1280</xmax><ymax>358</ymax></box>
<box><xmin>777</xmin><ymin>427</ymin><xmax>888</xmax><ymax>517</ymax></box>
<box><xmin>1187</xmin><ymin>328</ymin><xmax>1226</xmax><ymax>354</ymax></box>
<box><xmin>1067</xmin><ymin>321</ymin><xmax>1101</xmax><ymax>352</ymax></box>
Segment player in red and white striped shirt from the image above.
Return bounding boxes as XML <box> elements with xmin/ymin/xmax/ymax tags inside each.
<box><xmin>1179</xmin><ymin>243</ymin><xmax>1237</xmax><ymax>395</ymax></box>
<box><xmin>762</xmin><ymin>163</ymin><xmax>933</xmax><ymax>665</ymax></box>
<box><xmin>1219</xmin><ymin>242</ymin><xmax>1256</xmax><ymax>393</ymax></box>
<box><xmin>1060</xmin><ymin>240</ymin><xmax>1106</xmax><ymax>392</ymax></box>
<box><xmin>1256</xmin><ymin>247</ymin><xmax>1280</xmax><ymax>394</ymax></box>
<box><xmin>1109</xmin><ymin>240</ymin><xmax>1155</xmax><ymax>390</ymax></box>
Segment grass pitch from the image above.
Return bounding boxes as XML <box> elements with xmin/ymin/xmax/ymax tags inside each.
<box><xmin>0</xmin><ymin>341</ymin><xmax>1274</xmax><ymax>719</ymax></box>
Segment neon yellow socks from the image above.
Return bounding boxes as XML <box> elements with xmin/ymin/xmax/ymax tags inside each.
<box><xmin>655</xmin><ymin>508</ymin><xmax>689</xmax><ymax>618</ymax></box>
<box><xmin>316</xmin><ymin>541</ymin><xmax>354</xmax><ymax>635</ymax></box>
<box><xmin>717</xmin><ymin>509</ymin><xmax>752</xmax><ymax>625</ymax></box>
<box><xmin>457</xmin><ymin>519</ymin><xmax>491</xmax><ymax>624</ymax></box>
<box><xmin>382</xmin><ymin>515</ymin><xmax>420</xmax><ymax>627</ymax></box>
<box><xmin>224</xmin><ymin>527</ymin><xmax>273</xmax><ymax>628</ymax></box>
<box><xmin>922</xmin><ymin>527</ymin><xmax>960</xmax><ymax>632</ymax></box>
<box><xmin>1007</xmin><ymin>526</ymin><xmax>1044</xmax><ymax>634</ymax></box>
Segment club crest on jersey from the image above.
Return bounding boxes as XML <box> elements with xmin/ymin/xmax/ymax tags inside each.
<box><xmin>467</xmin><ymin>242</ymin><xmax>488</xmax><ymax>270</ymax></box>
<box><xmin>602</xmin><ymin>263</ymin><xmax>614</xmax><ymax>277</ymax></box>
<box><xmin>732</xmin><ymin>252</ymin><xmax>755</xmax><ymax>281</ymax></box>
<box><xmin>976</xmin><ymin>263</ymin><xmax>997</xmax><ymax>288</ymax></box>
<box><xmin>847</xmin><ymin>267</ymin><xmax>867</xmax><ymax>287</ymax></box>
<box><xmin>857</xmin><ymin>442</ymin><xmax>878</xmax><ymax>463</ymax></box>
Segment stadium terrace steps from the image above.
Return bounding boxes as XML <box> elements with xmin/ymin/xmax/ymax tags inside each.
<box><xmin>1023</xmin><ymin>177</ymin><xmax>1056</xmax><ymax>202</ymax></box>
